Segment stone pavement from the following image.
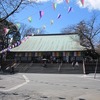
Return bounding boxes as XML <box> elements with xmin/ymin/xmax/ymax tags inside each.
<box><xmin>0</xmin><ymin>73</ymin><xmax>25</xmax><ymax>92</ymax></box>
<box><xmin>0</xmin><ymin>73</ymin><xmax>100</xmax><ymax>100</ymax></box>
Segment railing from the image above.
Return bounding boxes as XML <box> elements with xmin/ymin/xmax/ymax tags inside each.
<box><xmin>58</xmin><ymin>62</ymin><xmax>62</xmax><ymax>72</ymax></box>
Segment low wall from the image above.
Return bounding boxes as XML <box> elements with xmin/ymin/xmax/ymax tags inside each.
<box><xmin>85</xmin><ymin>62</ymin><xmax>100</xmax><ymax>74</ymax></box>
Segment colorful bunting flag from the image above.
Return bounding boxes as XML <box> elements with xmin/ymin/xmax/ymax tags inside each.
<box><xmin>53</xmin><ymin>3</ymin><xmax>57</xmax><ymax>10</ymax></box>
<box><xmin>63</xmin><ymin>52</ymin><xmax>70</xmax><ymax>56</ymax></box>
<box><xmin>39</xmin><ymin>11</ymin><xmax>44</xmax><ymax>19</ymax></box>
<box><xmin>80</xmin><ymin>0</ymin><xmax>84</xmax><ymax>6</ymax></box>
<box><xmin>15</xmin><ymin>23</ymin><xmax>21</xmax><ymax>29</ymax></box>
<box><xmin>68</xmin><ymin>7</ymin><xmax>72</xmax><ymax>13</ymax></box>
<box><xmin>7</xmin><ymin>48</ymin><xmax>10</xmax><ymax>51</ymax></box>
<box><xmin>0</xmin><ymin>35</ymin><xmax>30</xmax><ymax>54</ymax></box>
<box><xmin>50</xmin><ymin>20</ymin><xmax>54</xmax><ymax>25</ymax></box>
<box><xmin>8</xmin><ymin>46</ymin><xmax>12</xmax><ymax>49</ymax></box>
<box><xmin>12</xmin><ymin>45</ymin><xmax>15</xmax><ymax>48</ymax></box>
<box><xmin>42</xmin><ymin>25</ymin><xmax>46</xmax><ymax>29</ymax></box>
<box><xmin>57</xmin><ymin>14</ymin><xmax>61</xmax><ymax>19</ymax></box>
<box><xmin>74</xmin><ymin>52</ymin><xmax>81</xmax><ymax>56</ymax></box>
<box><xmin>66</xmin><ymin>0</ymin><xmax>70</xmax><ymax>4</ymax></box>
<box><xmin>28</xmin><ymin>16</ymin><xmax>32</xmax><ymax>22</ymax></box>
<box><xmin>4</xmin><ymin>28</ymin><xmax>10</xmax><ymax>35</ymax></box>
<box><xmin>17</xmin><ymin>41</ymin><xmax>21</xmax><ymax>45</ymax></box>
<box><xmin>14</xmin><ymin>43</ymin><xmax>18</xmax><ymax>47</ymax></box>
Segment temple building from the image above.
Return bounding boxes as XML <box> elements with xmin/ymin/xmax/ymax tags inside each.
<box><xmin>9</xmin><ymin>34</ymin><xmax>86</xmax><ymax>63</ymax></box>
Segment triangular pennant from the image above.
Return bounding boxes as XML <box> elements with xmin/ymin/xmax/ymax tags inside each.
<box><xmin>4</xmin><ymin>28</ymin><xmax>10</xmax><ymax>35</ymax></box>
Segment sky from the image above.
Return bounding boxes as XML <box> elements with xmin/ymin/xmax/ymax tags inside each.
<box><xmin>12</xmin><ymin>0</ymin><xmax>100</xmax><ymax>34</ymax></box>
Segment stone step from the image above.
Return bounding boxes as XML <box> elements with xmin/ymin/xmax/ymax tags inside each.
<box><xmin>15</xmin><ymin>63</ymin><xmax>83</xmax><ymax>74</ymax></box>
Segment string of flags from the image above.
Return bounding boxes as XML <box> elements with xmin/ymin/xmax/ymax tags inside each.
<box><xmin>3</xmin><ymin>23</ymin><xmax>21</xmax><ymax>35</ymax></box>
<box><xmin>0</xmin><ymin>36</ymin><xmax>31</xmax><ymax>54</ymax></box>
<box><xmin>3</xmin><ymin>0</ymin><xmax>85</xmax><ymax>35</ymax></box>
<box><xmin>66</xmin><ymin>0</ymin><xmax>84</xmax><ymax>6</ymax></box>
<box><xmin>0</xmin><ymin>0</ymin><xmax>86</xmax><ymax>54</ymax></box>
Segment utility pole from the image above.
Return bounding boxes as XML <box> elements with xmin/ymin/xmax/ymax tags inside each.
<box><xmin>94</xmin><ymin>59</ymin><xmax>98</xmax><ymax>79</ymax></box>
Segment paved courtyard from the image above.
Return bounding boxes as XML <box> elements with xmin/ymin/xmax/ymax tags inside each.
<box><xmin>0</xmin><ymin>73</ymin><xmax>100</xmax><ymax>100</ymax></box>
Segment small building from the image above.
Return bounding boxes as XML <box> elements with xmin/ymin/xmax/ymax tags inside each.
<box><xmin>9</xmin><ymin>34</ymin><xmax>86</xmax><ymax>63</ymax></box>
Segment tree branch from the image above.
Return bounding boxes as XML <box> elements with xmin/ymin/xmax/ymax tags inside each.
<box><xmin>0</xmin><ymin>0</ymin><xmax>23</xmax><ymax>23</ymax></box>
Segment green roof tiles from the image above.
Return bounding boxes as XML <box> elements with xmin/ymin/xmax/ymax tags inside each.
<box><xmin>10</xmin><ymin>34</ymin><xmax>86</xmax><ymax>52</ymax></box>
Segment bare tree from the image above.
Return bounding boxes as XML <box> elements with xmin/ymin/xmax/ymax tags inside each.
<box><xmin>0</xmin><ymin>0</ymin><xmax>37</xmax><ymax>46</ymax></box>
<box><xmin>19</xmin><ymin>24</ymin><xmax>45</xmax><ymax>38</ymax></box>
<box><xmin>96</xmin><ymin>42</ymin><xmax>100</xmax><ymax>55</ymax></box>
<box><xmin>62</xmin><ymin>14</ymin><xmax>100</xmax><ymax>56</ymax></box>
<box><xmin>0</xmin><ymin>0</ymin><xmax>34</xmax><ymax>22</ymax></box>
<box><xmin>0</xmin><ymin>0</ymin><xmax>33</xmax><ymax>43</ymax></box>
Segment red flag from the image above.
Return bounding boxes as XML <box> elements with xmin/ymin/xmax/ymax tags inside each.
<box><xmin>80</xmin><ymin>0</ymin><xmax>84</xmax><ymax>6</ymax></box>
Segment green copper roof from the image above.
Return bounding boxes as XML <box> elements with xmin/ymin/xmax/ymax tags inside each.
<box><xmin>10</xmin><ymin>34</ymin><xmax>86</xmax><ymax>52</ymax></box>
